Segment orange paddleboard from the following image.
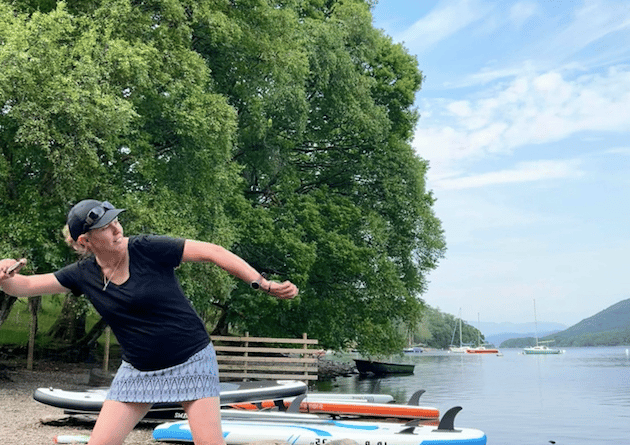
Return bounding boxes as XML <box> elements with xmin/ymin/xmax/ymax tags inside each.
<box><xmin>230</xmin><ymin>396</ymin><xmax>439</xmax><ymax>421</ymax></box>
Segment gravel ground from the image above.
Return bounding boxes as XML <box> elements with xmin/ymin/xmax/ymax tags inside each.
<box><xmin>0</xmin><ymin>360</ymin><xmax>359</xmax><ymax>445</ymax></box>
<box><xmin>0</xmin><ymin>362</ymin><xmax>155</xmax><ymax>445</ymax></box>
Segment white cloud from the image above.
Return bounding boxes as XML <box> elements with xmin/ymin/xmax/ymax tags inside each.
<box><xmin>397</xmin><ymin>0</ymin><xmax>492</xmax><ymax>53</ymax></box>
<box><xmin>414</xmin><ymin>65</ymin><xmax>630</xmax><ymax>178</ymax></box>
<box><xmin>433</xmin><ymin>159</ymin><xmax>584</xmax><ymax>191</ymax></box>
<box><xmin>508</xmin><ymin>2</ymin><xmax>540</xmax><ymax>28</ymax></box>
<box><xmin>545</xmin><ymin>1</ymin><xmax>630</xmax><ymax>59</ymax></box>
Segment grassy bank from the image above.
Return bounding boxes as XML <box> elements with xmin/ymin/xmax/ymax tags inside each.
<box><xmin>0</xmin><ymin>297</ymin><xmax>119</xmax><ymax>366</ymax></box>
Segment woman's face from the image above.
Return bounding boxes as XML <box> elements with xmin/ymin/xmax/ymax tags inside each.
<box><xmin>82</xmin><ymin>218</ymin><xmax>124</xmax><ymax>251</ymax></box>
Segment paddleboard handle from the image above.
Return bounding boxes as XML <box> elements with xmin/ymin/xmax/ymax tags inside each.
<box><xmin>407</xmin><ymin>389</ymin><xmax>426</xmax><ymax>405</ymax></box>
<box><xmin>436</xmin><ymin>406</ymin><xmax>463</xmax><ymax>432</ymax></box>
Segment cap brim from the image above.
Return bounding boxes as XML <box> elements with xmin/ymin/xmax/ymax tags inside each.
<box><xmin>89</xmin><ymin>208</ymin><xmax>126</xmax><ymax>230</ymax></box>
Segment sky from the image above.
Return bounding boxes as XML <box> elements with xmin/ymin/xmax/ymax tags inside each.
<box><xmin>371</xmin><ymin>0</ymin><xmax>630</xmax><ymax>327</ymax></box>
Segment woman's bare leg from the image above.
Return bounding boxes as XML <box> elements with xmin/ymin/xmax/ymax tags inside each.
<box><xmin>182</xmin><ymin>397</ymin><xmax>225</xmax><ymax>445</ymax></box>
<box><xmin>87</xmin><ymin>400</ymin><xmax>151</xmax><ymax>445</ymax></box>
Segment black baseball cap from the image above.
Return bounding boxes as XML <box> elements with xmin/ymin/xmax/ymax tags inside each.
<box><xmin>67</xmin><ymin>199</ymin><xmax>126</xmax><ymax>241</ymax></box>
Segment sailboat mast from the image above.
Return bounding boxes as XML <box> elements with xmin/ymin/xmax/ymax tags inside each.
<box><xmin>533</xmin><ymin>299</ymin><xmax>539</xmax><ymax>347</ymax></box>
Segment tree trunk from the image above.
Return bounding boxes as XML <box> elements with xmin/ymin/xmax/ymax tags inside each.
<box><xmin>47</xmin><ymin>293</ymin><xmax>87</xmax><ymax>344</ymax></box>
<box><xmin>0</xmin><ymin>293</ymin><xmax>18</xmax><ymax>328</ymax></box>
<box><xmin>27</xmin><ymin>297</ymin><xmax>41</xmax><ymax>370</ymax></box>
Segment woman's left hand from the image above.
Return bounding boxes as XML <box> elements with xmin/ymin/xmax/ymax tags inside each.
<box><xmin>266</xmin><ymin>280</ymin><xmax>299</xmax><ymax>300</ymax></box>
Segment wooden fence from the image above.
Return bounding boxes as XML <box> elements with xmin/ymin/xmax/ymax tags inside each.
<box><xmin>210</xmin><ymin>333</ymin><xmax>321</xmax><ymax>382</ymax></box>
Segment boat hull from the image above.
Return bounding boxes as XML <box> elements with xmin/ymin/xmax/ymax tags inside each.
<box><xmin>353</xmin><ymin>359</ymin><xmax>415</xmax><ymax>375</ymax></box>
<box><xmin>466</xmin><ymin>348</ymin><xmax>499</xmax><ymax>354</ymax></box>
<box><xmin>523</xmin><ymin>347</ymin><xmax>561</xmax><ymax>354</ymax></box>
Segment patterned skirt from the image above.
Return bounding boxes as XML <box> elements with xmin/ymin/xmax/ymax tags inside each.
<box><xmin>106</xmin><ymin>343</ymin><xmax>220</xmax><ymax>403</ymax></box>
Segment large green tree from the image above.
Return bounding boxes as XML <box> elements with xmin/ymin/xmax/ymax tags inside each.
<box><xmin>190</xmin><ymin>0</ymin><xmax>445</xmax><ymax>353</ymax></box>
<box><xmin>1</xmin><ymin>0</ymin><xmax>446</xmax><ymax>356</ymax></box>
<box><xmin>0</xmin><ymin>1</ymin><xmax>242</xmax><ymax>342</ymax></box>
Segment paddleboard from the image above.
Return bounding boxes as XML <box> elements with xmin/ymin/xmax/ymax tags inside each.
<box><xmin>230</xmin><ymin>398</ymin><xmax>439</xmax><ymax>421</ymax></box>
<box><xmin>33</xmin><ymin>380</ymin><xmax>307</xmax><ymax>417</ymax></box>
<box><xmin>229</xmin><ymin>389</ymin><xmax>437</xmax><ymax>422</ymax></box>
<box><xmin>306</xmin><ymin>392</ymin><xmax>394</xmax><ymax>404</ymax></box>
<box><xmin>229</xmin><ymin>392</ymin><xmax>394</xmax><ymax>410</ymax></box>
<box><xmin>153</xmin><ymin>407</ymin><xmax>487</xmax><ymax>445</ymax></box>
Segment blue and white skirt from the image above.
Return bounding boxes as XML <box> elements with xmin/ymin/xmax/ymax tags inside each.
<box><xmin>106</xmin><ymin>343</ymin><xmax>220</xmax><ymax>403</ymax></box>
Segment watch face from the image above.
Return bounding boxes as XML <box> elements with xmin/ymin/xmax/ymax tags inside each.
<box><xmin>251</xmin><ymin>281</ymin><xmax>260</xmax><ymax>289</ymax></box>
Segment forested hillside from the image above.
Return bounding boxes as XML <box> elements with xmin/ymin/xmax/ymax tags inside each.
<box><xmin>501</xmin><ymin>298</ymin><xmax>630</xmax><ymax>347</ymax></box>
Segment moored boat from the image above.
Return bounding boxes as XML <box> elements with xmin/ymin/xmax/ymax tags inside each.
<box><xmin>354</xmin><ymin>358</ymin><xmax>415</xmax><ymax>376</ymax></box>
<box><xmin>449</xmin><ymin>309</ymin><xmax>471</xmax><ymax>353</ymax></box>
<box><xmin>523</xmin><ymin>299</ymin><xmax>562</xmax><ymax>355</ymax></box>
<box><xmin>523</xmin><ymin>342</ymin><xmax>562</xmax><ymax>355</ymax></box>
<box><xmin>466</xmin><ymin>345</ymin><xmax>499</xmax><ymax>354</ymax></box>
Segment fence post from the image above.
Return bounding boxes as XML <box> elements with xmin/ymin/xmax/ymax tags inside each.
<box><xmin>302</xmin><ymin>333</ymin><xmax>309</xmax><ymax>378</ymax></box>
<box><xmin>243</xmin><ymin>332</ymin><xmax>249</xmax><ymax>377</ymax></box>
<box><xmin>103</xmin><ymin>326</ymin><xmax>111</xmax><ymax>372</ymax></box>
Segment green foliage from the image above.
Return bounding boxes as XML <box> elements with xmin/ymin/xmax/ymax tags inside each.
<box><xmin>412</xmin><ymin>306</ymin><xmax>483</xmax><ymax>349</ymax></box>
<box><xmin>0</xmin><ymin>0</ymin><xmax>446</xmax><ymax>356</ymax></box>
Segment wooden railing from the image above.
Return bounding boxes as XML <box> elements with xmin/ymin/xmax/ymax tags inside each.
<box><xmin>210</xmin><ymin>333</ymin><xmax>320</xmax><ymax>382</ymax></box>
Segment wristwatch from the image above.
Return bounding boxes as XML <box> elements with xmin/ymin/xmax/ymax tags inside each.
<box><xmin>250</xmin><ymin>274</ymin><xmax>264</xmax><ymax>290</ymax></box>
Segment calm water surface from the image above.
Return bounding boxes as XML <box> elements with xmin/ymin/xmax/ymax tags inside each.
<box><xmin>314</xmin><ymin>347</ymin><xmax>630</xmax><ymax>444</ymax></box>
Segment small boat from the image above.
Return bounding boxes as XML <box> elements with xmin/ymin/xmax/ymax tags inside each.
<box><xmin>466</xmin><ymin>345</ymin><xmax>499</xmax><ymax>354</ymax></box>
<box><xmin>523</xmin><ymin>299</ymin><xmax>562</xmax><ymax>355</ymax></box>
<box><xmin>403</xmin><ymin>346</ymin><xmax>423</xmax><ymax>353</ymax></box>
<box><xmin>354</xmin><ymin>358</ymin><xmax>415</xmax><ymax>376</ymax></box>
<box><xmin>523</xmin><ymin>343</ymin><xmax>562</xmax><ymax>354</ymax></box>
<box><xmin>449</xmin><ymin>310</ymin><xmax>471</xmax><ymax>353</ymax></box>
<box><xmin>465</xmin><ymin>313</ymin><xmax>500</xmax><ymax>354</ymax></box>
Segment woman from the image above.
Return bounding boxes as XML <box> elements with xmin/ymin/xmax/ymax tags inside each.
<box><xmin>0</xmin><ymin>199</ymin><xmax>299</xmax><ymax>445</ymax></box>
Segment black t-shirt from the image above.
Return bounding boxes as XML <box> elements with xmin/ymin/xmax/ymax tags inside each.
<box><xmin>54</xmin><ymin>235</ymin><xmax>209</xmax><ymax>371</ymax></box>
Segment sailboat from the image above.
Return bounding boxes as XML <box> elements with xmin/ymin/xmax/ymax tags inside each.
<box><xmin>448</xmin><ymin>309</ymin><xmax>470</xmax><ymax>353</ymax></box>
<box><xmin>466</xmin><ymin>313</ymin><xmax>499</xmax><ymax>354</ymax></box>
<box><xmin>523</xmin><ymin>299</ymin><xmax>562</xmax><ymax>355</ymax></box>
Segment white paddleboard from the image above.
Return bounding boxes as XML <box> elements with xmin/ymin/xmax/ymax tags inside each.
<box><xmin>153</xmin><ymin>413</ymin><xmax>487</xmax><ymax>445</ymax></box>
<box><xmin>305</xmin><ymin>392</ymin><xmax>394</xmax><ymax>404</ymax></box>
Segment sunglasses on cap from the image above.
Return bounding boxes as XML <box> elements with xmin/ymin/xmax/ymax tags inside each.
<box><xmin>84</xmin><ymin>201</ymin><xmax>115</xmax><ymax>229</ymax></box>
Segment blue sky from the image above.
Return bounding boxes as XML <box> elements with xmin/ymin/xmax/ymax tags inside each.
<box><xmin>371</xmin><ymin>0</ymin><xmax>630</xmax><ymax>327</ymax></box>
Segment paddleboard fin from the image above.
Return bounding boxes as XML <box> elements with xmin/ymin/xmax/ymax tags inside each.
<box><xmin>286</xmin><ymin>394</ymin><xmax>307</xmax><ymax>414</ymax></box>
<box><xmin>274</xmin><ymin>399</ymin><xmax>286</xmax><ymax>411</ymax></box>
<box><xmin>436</xmin><ymin>406</ymin><xmax>462</xmax><ymax>432</ymax></box>
<box><xmin>407</xmin><ymin>389</ymin><xmax>426</xmax><ymax>405</ymax></box>
<box><xmin>398</xmin><ymin>426</ymin><xmax>418</xmax><ymax>435</ymax></box>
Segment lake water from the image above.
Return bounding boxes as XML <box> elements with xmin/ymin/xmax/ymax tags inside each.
<box><xmin>313</xmin><ymin>347</ymin><xmax>630</xmax><ymax>444</ymax></box>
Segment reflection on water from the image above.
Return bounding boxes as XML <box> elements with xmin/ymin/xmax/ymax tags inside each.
<box><xmin>314</xmin><ymin>347</ymin><xmax>630</xmax><ymax>444</ymax></box>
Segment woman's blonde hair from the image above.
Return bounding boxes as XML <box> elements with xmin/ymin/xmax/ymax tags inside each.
<box><xmin>63</xmin><ymin>225</ymin><xmax>92</xmax><ymax>257</ymax></box>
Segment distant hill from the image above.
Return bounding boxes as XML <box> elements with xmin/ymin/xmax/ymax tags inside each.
<box><xmin>470</xmin><ymin>320</ymin><xmax>567</xmax><ymax>338</ymax></box>
<box><xmin>501</xmin><ymin>298</ymin><xmax>630</xmax><ymax>347</ymax></box>
<box><xmin>487</xmin><ymin>329</ymin><xmax>562</xmax><ymax>347</ymax></box>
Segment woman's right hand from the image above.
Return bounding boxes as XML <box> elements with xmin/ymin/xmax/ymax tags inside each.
<box><xmin>0</xmin><ymin>258</ymin><xmax>25</xmax><ymax>283</ymax></box>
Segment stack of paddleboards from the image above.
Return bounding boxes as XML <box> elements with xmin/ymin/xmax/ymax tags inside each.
<box><xmin>36</xmin><ymin>382</ymin><xmax>486</xmax><ymax>444</ymax></box>
<box><xmin>153</xmin><ymin>406</ymin><xmax>487</xmax><ymax>444</ymax></box>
